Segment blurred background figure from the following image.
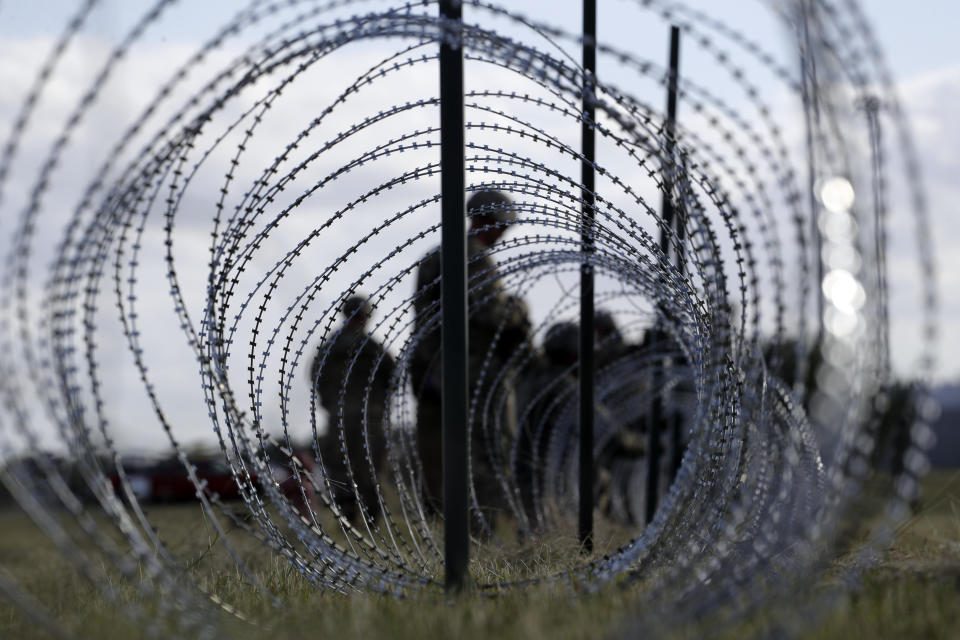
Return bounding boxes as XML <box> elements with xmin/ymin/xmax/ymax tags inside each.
<box><xmin>410</xmin><ymin>189</ymin><xmax>531</xmax><ymax>530</ymax></box>
<box><xmin>310</xmin><ymin>294</ymin><xmax>395</xmax><ymax>525</ymax></box>
<box><xmin>594</xmin><ymin>311</ymin><xmax>649</xmax><ymax>525</ymax></box>
<box><xmin>514</xmin><ymin>321</ymin><xmax>579</xmax><ymax>530</ymax></box>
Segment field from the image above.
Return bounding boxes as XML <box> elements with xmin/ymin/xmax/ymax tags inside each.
<box><xmin>1</xmin><ymin>471</ymin><xmax>958</xmax><ymax>639</ymax></box>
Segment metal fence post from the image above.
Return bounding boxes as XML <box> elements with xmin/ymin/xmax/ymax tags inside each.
<box><xmin>646</xmin><ymin>25</ymin><xmax>681</xmax><ymax>526</ymax></box>
<box><xmin>439</xmin><ymin>0</ymin><xmax>469</xmax><ymax>593</ymax></box>
<box><xmin>578</xmin><ymin>0</ymin><xmax>597</xmax><ymax>553</ymax></box>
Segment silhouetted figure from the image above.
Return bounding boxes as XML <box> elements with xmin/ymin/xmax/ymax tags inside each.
<box><xmin>869</xmin><ymin>381</ymin><xmax>916</xmax><ymax>478</ymax></box>
<box><xmin>595</xmin><ymin>309</ymin><xmax>627</xmax><ymax>369</ymax></box>
<box><xmin>311</xmin><ymin>294</ymin><xmax>395</xmax><ymax>525</ymax></box>
<box><xmin>514</xmin><ymin>321</ymin><xmax>579</xmax><ymax>529</ymax></box>
<box><xmin>410</xmin><ymin>189</ymin><xmax>530</xmax><ymax>529</ymax></box>
<box><xmin>593</xmin><ymin>311</ymin><xmax>648</xmax><ymax>524</ymax></box>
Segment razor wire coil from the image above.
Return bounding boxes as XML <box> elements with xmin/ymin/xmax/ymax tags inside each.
<box><xmin>0</xmin><ymin>0</ymin><xmax>939</xmax><ymax>637</ymax></box>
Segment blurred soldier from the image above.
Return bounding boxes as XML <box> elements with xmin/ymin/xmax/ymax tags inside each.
<box><xmin>515</xmin><ymin>321</ymin><xmax>637</xmax><ymax>528</ymax></box>
<box><xmin>513</xmin><ymin>321</ymin><xmax>579</xmax><ymax>528</ymax></box>
<box><xmin>594</xmin><ymin>310</ymin><xmax>646</xmax><ymax>442</ymax></box>
<box><xmin>410</xmin><ymin>189</ymin><xmax>531</xmax><ymax>526</ymax></box>
<box><xmin>310</xmin><ymin>294</ymin><xmax>396</xmax><ymax>524</ymax></box>
<box><xmin>593</xmin><ymin>311</ymin><xmax>649</xmax><ymax>524</ymax></box>
<box><xmin>595</xmin><ymin>309</ymin><xmax>627</xmax><ymax>369</ymax></box>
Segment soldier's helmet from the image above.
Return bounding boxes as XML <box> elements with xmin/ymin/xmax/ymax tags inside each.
<box><xmin>466</xmin><ymin>189</ymin><xmax>516</xmax><ymax>223</ymax></box>
<box><xmin>342</xmin><ymin>294</ymin><xmax>372</xmax><ymax>319</ymax></box>
<box><xmin>543</xmin><ymin>321</ymin><xmax>579</xmax><ymax>365</ymax></box>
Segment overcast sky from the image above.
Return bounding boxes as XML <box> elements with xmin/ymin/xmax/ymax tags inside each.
<box><xmin>0</xmin><ymin>1</ymin><xmax>957</xmax><ymax>455</ymax></box>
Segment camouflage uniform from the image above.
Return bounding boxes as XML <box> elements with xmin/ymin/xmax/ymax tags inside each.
<box><xmin>513</xmin><ymin>322</ymin><xmax>578</xmax><ymax>527</ymax></box>
<box><xmin>594</xmin><ymin>314</ymin><xmax>648</xmax><ymax>524</ymax></box>
<box><xmin>311</xmin><ymin>313</ymin><xmax>395</xmax><ymax>524</ymax></box>
<box><xmin>514</xmin><ymin>318</ymin><xmax>644</xmax><ymax>527</ymax></box>
<box><xmin>411</xmin><ymin>235</ymin><xmax>530</xmax><ymax>526</ymax></box>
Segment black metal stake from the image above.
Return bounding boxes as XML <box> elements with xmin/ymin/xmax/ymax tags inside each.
<box><xmin>439</xmin><ymin>0</ymin><xmax>469</xmax><ymax>593</ymax></box>
<box><xmin>578</xmin><ymin>0</ymin><xmax>597</xmax><ymax>553</ymax></box>
<box><xmin>646</xmin><ymin>25</ymin><xmax>681</xmax><ymax>526</ymax></box>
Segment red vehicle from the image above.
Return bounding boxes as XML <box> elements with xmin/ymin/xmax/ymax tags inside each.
<box><xmin>110</xmin><ymin>452</ymin><xmax>314</xmax><ymax>511</ymax></box>
<box><xmin>110</xmin><ymin>456</ymin><xmax>246</xmax><ymax>503</ymax></box>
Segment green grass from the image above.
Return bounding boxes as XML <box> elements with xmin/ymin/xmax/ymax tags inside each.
<box><xmin>1</xmin><ymin>471</ymin><xmax>959</xmax><ymax>639</ymax></box>
<box><xmin>809</xmin><ymin>470</ymin><xmax>960</xmax><ymax>640</ymax></box>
